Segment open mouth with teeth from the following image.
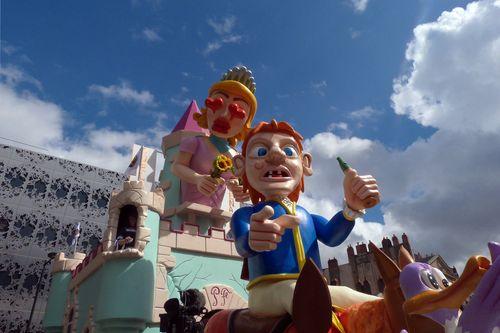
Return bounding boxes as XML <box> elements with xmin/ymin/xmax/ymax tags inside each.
<box><xmin>261</xmin><ymin>169</ymin><xmax>292</xmax><ymax>182</ymax></box>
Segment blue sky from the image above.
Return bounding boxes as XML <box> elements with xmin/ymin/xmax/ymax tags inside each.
<box><xmin>2</xmin><ymin>0</ymin><xmax>499</xmax><ymax>269</ymax></box>
<box><xmin>1</xmin><ymin>0</ymin><xmax>465</xmax><ymax>146</ymax></box>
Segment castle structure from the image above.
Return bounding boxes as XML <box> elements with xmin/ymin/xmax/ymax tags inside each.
<box><xmin>325</xmin><ymin>234</ymin><xmax>459</xmax><ymax>296</ymax></box>
<box><xmin>43</xmin><ymin>101</ymin><xmax>248</xmax><ymax>333</ymax></box>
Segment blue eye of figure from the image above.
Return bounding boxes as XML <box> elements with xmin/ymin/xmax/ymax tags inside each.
<box><xmin>283</xmin><ymin>146</ymin><xmax>297</xmax><ymax>157</ymax></box>
<box><xmin>249</xmin><ymin>145</ymin><xmax>269</xmax><ymax>158</ymax></box>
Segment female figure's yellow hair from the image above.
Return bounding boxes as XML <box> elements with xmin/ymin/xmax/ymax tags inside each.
<box><xmin>194</xmin><ymin>68</ymin><xmax>258</xmax><ymax>147</ymax></box>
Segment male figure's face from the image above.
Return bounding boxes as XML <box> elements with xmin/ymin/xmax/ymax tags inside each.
<box><xmin>238</xmin><ymin>132</ymin><xmax>312</xmax><ymax>200</ymax></box>
<box><xmin>206</xmin><ymin>90</ymin><xmax>250</xmax><ymax>138</ymax></box>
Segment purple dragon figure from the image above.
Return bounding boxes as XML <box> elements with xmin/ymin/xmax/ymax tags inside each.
<box><xmin>400</xmin><ymin>261</ymin><xmax>459</xmax><ymax>326</ymax></box>
<box><xmin>400</xmin><ymin>242</ymin><xmax>499</xmax><ymax>333</ymax></box>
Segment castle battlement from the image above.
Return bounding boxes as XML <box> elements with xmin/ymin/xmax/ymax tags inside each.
<box><xmin>345</xmin><ymin>234</ymin><xmax>412</xmax><ymax>258</ymax></box>
<box><xmin>158</xmin><ymin>220</ymin><xmax>240</xmax><ymax>259</ymax></box>
<box><xmin>51</xmin><ymin>252</ymin><xmax>86</xmax><ymax>274</ymax></box>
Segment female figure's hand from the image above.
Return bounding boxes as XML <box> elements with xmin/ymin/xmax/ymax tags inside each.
<box><xmin>196</xmin><ymin>174</ymin><xmax>222</xmax><ymax>197</ymax></box>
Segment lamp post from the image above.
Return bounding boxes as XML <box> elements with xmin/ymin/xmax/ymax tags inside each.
<box><xmin>25</xmin><ymin>252</ymin><xmax>57</xmax><ymax>333</ymax></box>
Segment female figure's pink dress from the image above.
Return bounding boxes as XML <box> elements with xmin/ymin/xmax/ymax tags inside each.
<box><xmin>178</xmin><ymin>136</ymin><xmax>232</xmax><ymax>208</ymax></box>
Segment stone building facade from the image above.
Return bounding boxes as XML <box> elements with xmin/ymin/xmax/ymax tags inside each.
<box><xmin>325</xmin><ymin>234</ymin><xmax>458</xmax><ymax>296</ymax></box>
<box><xmin>0</xmin><ymin>144</ymin><xmax>125</xmax><ymax>332</ymax></box>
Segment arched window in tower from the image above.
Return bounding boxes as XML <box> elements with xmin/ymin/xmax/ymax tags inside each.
<box><xmin>115</xmin><ymin>205</ymin><xmax>138</xmax><ymax>250</ymax></box>
<box><xmin>377</xmin><ymin>277</ymin><xmax>385</xmax><ymax>293</ymax></box>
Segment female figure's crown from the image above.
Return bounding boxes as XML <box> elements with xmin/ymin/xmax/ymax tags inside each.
<box><xmin>220</xmin><ymin>66</ymin><xmax>256</xmax><ymax>94</ymax></box>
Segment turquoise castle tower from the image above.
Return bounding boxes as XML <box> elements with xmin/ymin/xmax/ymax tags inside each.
<box><xmin>157</xmin><ymin>99</ymin><xmax>247</xmax><ymax>308</ymax></box>
<box><xmin>43</xmin><ymin>101</ymin><xmax>247</xmax><ymax>333</ymax></box>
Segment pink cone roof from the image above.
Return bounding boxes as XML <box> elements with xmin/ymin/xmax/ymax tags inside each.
<box><xmin>172</xmin><ymin>100</ymin><xmax>207</xmax><ymax>134</ymax></box>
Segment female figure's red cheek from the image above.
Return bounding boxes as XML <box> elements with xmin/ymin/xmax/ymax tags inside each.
<box><xmin>205</xmin><ymin>97</ymin><xmax>224</xmax><ymax>112</ymax></box>
<box><xmin>228</xmin><ymin>103</ymin><xmax>246</xmax><ymax>119</ymax></box>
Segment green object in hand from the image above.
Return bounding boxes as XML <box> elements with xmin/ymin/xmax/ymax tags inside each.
<box><xmin>336</xmin><ymin>157</ymin><xmax>350</xmax><ymax>172</ymax></box>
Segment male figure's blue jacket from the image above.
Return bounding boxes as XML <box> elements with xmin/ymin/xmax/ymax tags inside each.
<box><xmin>231</xmin><ymin>200</ymin><xmax>354</xmax><ymax>288</ymax></box>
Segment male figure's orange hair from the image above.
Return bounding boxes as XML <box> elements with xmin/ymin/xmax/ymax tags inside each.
<box><xmin>241</xmin><ymin>120</ymin><xmax>305</xmax><ymax>204</ymax></box>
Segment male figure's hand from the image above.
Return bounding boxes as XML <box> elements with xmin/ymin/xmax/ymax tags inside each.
<box><xmin>249</xmin><ymin>205</ymin><xmax>300</xmax><ymax>252</ymax></box>
<box><xmin>343</xmin><ymin>167</ymin><xmax>380</xmax><ymax>211</ymax></box>
<box><xmin>226</xmin><ymin>179</ymin><xmax>250</xmax><ymax>202</ymax></box>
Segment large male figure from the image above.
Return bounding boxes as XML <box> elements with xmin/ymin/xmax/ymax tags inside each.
<box><xmin>231</xmin><ymin>120</ymin><xmax>381</xmax><ymax>317</ymax></box>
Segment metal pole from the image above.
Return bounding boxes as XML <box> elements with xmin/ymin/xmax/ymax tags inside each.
<box><xmin>25</xmin><ymin>259</ymin><xmax>50</xmax><ymax>333</ymax></box>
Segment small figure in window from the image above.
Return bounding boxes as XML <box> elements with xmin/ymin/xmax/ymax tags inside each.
<box><xmin>115</xmin><ymin>205</ymin><xmax>138</xmax><ymax>250</ymax></box>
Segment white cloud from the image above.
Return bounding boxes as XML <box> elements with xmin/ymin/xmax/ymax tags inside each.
<box><xmin>327</xmin><ymin>122</ymin><xmax>349</xmax><ymax>132</ymax></box>
<box><xmin>202</xmin><ymin>35</ymin><xmax>242</xmax><ymax>56</ymax></box>
<box><xmin>207</xmin><ymin>16</ymin><xmax>236</xmax><ymax>35</ymax></box>
<box><xmin>311</xmin><ymin>80</ymin><xmax>327</xmax><ymax>96</ymax></box>
<box><xmin>222</xmin><ymin>35</ymin><xmax>242</xmax><ymax>44</ymax></box>
<box><xmin>1</xmin><ymin>41</ymin><xmax>17</xmax><ymax>55</ymax></box>
<box><xmin>170</xmin><ymin>86</ymin><xmax>191</xmax><ymax>107</ymax></box>
<box><xmin>350</xmin><ymin>0</ymin><xmax>369</xmax><ymax>13</ymax></box>
<box><xmin>349</xmin><ymin>28</ymin><xmax>361</xmax><ymax>39</ymax></box>
<box><xmin>170</xmin><ymin>97</ymin><xmax>190</xmax><ymax>107</ymax></box>
<box><xmin>1</xmin><ymin>41</ymin><xmax>33</xmax><ymax>64</ymax></box>
<box><xmin>208</xmin><ymin>62</ymin><xmax>217</xmax><ymax>72</ymax></box>
<box><xmin>347</xmin><ymin>106</ymin><xmax>381</xmax><ymax>128</ymax></box>
<box><xmin>203</xmin><ymin>41</ymin><xmax>223</xmax><ymax>55</ymax></box>
<box><xmin>391</xmin><ymin>0</ymin><xmax>500</xmax><ymax>133</ymax></box>
<box><xmin>0</xmin><ymin>84</ymin><xmax>63</xmax><ymax>148</ymax></box>
<box><xmin>147</xmin><ymin>112</ymin><xmax>171</xmax><ymax>146</ymax></box>
<box><xmin>302</xmin><ymin>0</ymin><xmax>500</xmax><ymax>271</ymax></box>
<box><xmin>0</xmin><ymin>65</ymin><xmax>42</xmax><ymax>90</ymax></box>
<box><xmin>180</xmin><ymin>72</ymin><xmax>203</xmax><ymax>80</ymax></box>
<box><xmin>51</xmin><ymin>127</ymin><xmax>149</xmax><ymax>172</ymax></box>
<box><xmin>203</xmin><ymin>16</ymin><xmax>243</xmax><ymax>56</ymax></box>
<box><xmin>304</xmin><ymin>132</ymin><xmax>374</xmax><ymax>161</ymax></box>
<box><xmin>0</xmin><ymin>67</ymin><xmax>165</xmax><ymax>172</ymax></box>
<box><xmin>89</xmin><ymin>81</ymin><xmax>156</xmax><ymax>106</ymax></box>
<box><xmin>349</xmin><ymin>106</ymin><xmax>379</xmax><ymax>120</ymax></box>
<box><xmin>54</xmin><ymin>119</ymin><xmax>168</xmax><ymax>172</ymax></box>
<box><xmin>140</xmin><ymin>28</ymin><xmax>162</xmax><ymax>42</ymax></box>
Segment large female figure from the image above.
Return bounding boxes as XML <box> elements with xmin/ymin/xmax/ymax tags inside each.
<box><xmin>171</xmin><ymin>66</ymin><xmax>257</xmax><ymax>208</ymax></box>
